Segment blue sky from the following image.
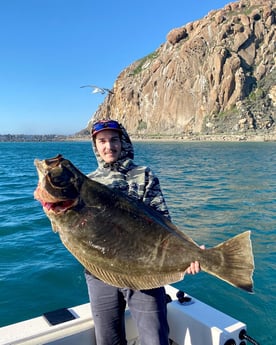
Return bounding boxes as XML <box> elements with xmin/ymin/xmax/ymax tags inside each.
<box><xmin>0</xmin><ymin>0</ymin><xmax>233</xmax><ymax>135</ymax></box>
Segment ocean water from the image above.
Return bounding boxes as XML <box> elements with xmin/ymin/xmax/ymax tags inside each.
<box><xmin>0</xmin><ymin>141</ymin><xmax>275</xmax><ymax>344</ymax></box>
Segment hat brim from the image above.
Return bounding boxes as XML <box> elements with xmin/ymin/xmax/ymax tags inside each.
<box><xmin>92</xmin><ymin>127</ymin><xmax>122</xmax><ymax>137</ymax></box>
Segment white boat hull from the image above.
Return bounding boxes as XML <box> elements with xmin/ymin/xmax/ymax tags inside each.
<box><xmin>0</xmin><ymin>285</ymin><xmax>246</xmax><ymax>345</ymax></box>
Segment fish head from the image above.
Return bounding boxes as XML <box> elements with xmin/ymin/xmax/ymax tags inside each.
<box><xmin>34</xmin><ymin>154</ymin><xmax>84</xmax><ymax>214</ymax></box>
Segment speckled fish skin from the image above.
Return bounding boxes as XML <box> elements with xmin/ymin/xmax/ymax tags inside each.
<box><xmin>34</xmin><ymin>155</ymin><xmax>254</xmax><ymax>292</ymax></box>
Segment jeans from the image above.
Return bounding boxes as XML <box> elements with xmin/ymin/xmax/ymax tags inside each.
<box><xmin>85</xmin><ymin>272</ymin><xmax>169</xmax><ymax>345</ymax></box>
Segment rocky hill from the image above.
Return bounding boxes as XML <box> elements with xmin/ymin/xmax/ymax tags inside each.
<box><xmin>88</xmin><ymin>0</ymin><xmax>275</xmax><ymax>140</ymax></box>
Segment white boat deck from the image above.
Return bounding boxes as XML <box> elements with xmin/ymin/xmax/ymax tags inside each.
<box><xmin>0</xmin><ymin>286</ymin><xmax>246</xmax><ymax>345</ymax></box>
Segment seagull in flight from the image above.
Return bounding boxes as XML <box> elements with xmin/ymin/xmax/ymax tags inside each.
<box><xmin>80</xmin><ymin>85</ymin><xmax>114</xmax><ymax>95</ymax></box>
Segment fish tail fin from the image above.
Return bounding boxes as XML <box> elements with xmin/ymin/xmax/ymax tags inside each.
<box><xmin>203</xmin><ymin>231</ymin><xmax>254</xmax><ymax>292</ymax></box>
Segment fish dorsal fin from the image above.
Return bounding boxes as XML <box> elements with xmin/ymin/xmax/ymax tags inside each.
<box><xmin>84</xmin><ymin>259</ymin><xmax>185</xmax><ymax>289</ymax></box>
<box><xmin>62</xmin><ymin>237</ymin><xmax>184</xmax><ymax>289</ymax></box>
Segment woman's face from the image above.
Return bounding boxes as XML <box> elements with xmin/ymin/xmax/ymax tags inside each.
<box><xmin>95</xmin><ymin>129</ymin><xmax>122</xmax><ymax>164</ymax></box>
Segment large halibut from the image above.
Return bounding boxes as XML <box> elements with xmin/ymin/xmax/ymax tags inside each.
<box><xmin>34</xmin><ymin>154</ymin><xmax>254</xmax><ymax>292</ymax></box>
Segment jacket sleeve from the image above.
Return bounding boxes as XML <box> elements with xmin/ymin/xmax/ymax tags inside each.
<box><xmin>142</xmin><ymin>168</ymin><xmax>171</xmax><ymax>220</ymax></box>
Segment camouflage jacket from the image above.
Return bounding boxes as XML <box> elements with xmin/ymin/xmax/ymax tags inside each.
<box><xmin>88</xmin><ymin>122</ymin><xmax>171</xmax><ymax>220</ymax></box>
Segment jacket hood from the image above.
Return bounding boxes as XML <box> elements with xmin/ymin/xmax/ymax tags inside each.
<box><xmin>91</xmin><ymin>120</ymin><xmax>134</xmax><ymax>170</ymax></box>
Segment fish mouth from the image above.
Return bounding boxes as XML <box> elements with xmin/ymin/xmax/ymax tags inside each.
<box><xmin>40</xmin><ymin>198</ymin><xmax>78</xmax><ymax>214</ymax></box>
<box><xmin>34</xmin><ymin>154</ymin><xmax>82</xmax><ymax>214</ymax></box>
<box><xmin>34</xmin><ymin>184</ymin><xmax>78</xmax><ymax>214</ymax></box>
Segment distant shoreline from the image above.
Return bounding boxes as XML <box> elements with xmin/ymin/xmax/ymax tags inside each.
<box><xmin>131</xmin><ymin>133</ymin><xmax>276</xmax><ymax>142</ymax></box>
<box><xmin>0</xmin><ymin>133</ymin><xmax>275</xmax><ymax>143</ymax></box>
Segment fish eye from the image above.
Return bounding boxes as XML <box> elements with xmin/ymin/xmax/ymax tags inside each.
<box><xmin>48</xmin><ymin>167</ymin><xmax>75</xmax><ymax>187</ymax></box>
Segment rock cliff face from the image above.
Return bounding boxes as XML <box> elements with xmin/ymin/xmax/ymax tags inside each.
<box><xmin>91</xmin><ymin>0</ymin><xmax>275</xmax><ymax>138</ymax></box>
